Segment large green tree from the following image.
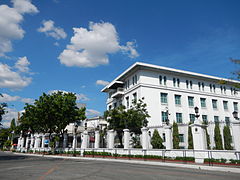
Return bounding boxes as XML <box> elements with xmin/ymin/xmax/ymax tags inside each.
<box><xmin>214</xmin><ymin>122</ymin><xmax>223</xmax><ymax>150</ymax></box>
<box><xmin>151</xmin><ymin>129</ymin><xmax>164</xmax><ymax>149</ymax></box>
<box><xmin>172</xmin><ymin>122</ymin><xmax>180</xmax><ymax>149</ymax></box>
<box><xmin>223</xmin><ymin>125</ymin><xmax>233</xmax><ymax>150</ymax></box>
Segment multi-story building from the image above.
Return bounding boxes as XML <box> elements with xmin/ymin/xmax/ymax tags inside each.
<box><xmin>102</xmin><ymin>62</ymin><xmax>240</xmax><ymax>149</ymax></box>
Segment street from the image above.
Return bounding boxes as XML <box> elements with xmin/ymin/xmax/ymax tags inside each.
<box><xmin>0</xmin><ymin>151</ymin><xmax>239</xmax><ymax>180</ymax></box>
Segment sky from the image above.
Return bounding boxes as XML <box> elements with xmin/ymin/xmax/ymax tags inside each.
<box><xmin>0</xmin><ymin>0</ymin><xmax>240</xmax><ymax>127</ymax></box>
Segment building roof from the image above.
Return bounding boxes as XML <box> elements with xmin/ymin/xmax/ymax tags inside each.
<box><xmin>102</xmin><ymin>62</ymin><xmax>240</xmax><ymax>92</ymax></box>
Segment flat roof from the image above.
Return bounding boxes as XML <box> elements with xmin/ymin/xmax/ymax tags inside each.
<box><xmin>102</xmin><ymin>62</ymin><xmax>240</xmax><ymax>92</ymax></box>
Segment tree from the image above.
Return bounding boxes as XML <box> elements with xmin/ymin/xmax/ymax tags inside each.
<box><xmin>214</xmin><ymin>122</ymin><xmax>223</xmax><ymax>150</ymax></box>
<box><xmin>151</xmin><ymin>129</ymin><xmax>164</xmax><ymax>149</ymax></box>
<box><xmin>223</xmin><ymin>125</ymin><xmax>233</xmax><ymax>150</ymax></box>
<box><xmin>187</xmin><ymin>123</ymin><xmax>193</xmax><ymax>149</ymax></box>
<box><xmin>0</xmin><ymin>128</ymin><xmax>10</xmax><ymax>149</ymax></box>
<box><xmin>172</xmin><ymin>122</ymin><xmax>180</xmax><ymax>149</ymax></box>
<box><xmin>203</xmin><ymin>120</ymin><xmax>211</xmax><ymax>149</ymax></box>
<box><xmin>0</xmin><ymin>93</ymin><xmax>7</xmax><ymax>126</ymax></box>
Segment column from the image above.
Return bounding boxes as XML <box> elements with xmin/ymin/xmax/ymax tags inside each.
<box><xmin>164</xmin><ymin>125</ymin><xmax>173</xmax><ymax>149</ymax></box>
<box><xmin>21</xmin><ymin>137</ymin><xmax>25</xmax><ymax>149</ymax></box>
<box><xmin>41</xmin><ymin>134</ymin><xmax>45</xmax><ymax>149</ymax></box>
<box><xmin>17</xmin><ymin>137</ymin><xmax>21</xmax><ymax>149</ymax></box>
<box><xmin>72</xmin><ymin>134</ymin><xmax>77</xmax><ymax>150</ymax></box>
<box><xmin>94</xmin><ymin>130</ymin><xmax>100</xmax><ymax>149</ymax></box>
<box><xmin>63</xmin><ymin>133</ymin><xmax>68</xmax><ymax>149</ymax></box>
<box><xmin>25</xmin><ymin>135</ymin><xmax>29</xmax><ymax>149</ymax></box>
<box><xmin>81</xmin><ymin>130</ymin><xmax>88</xmax><ymax>149</ymax></box>
<box><xmin>107</xmin><ymin>129</ymin><xmax>114</xmax><ymax>149</ymax></box>
<box><xmin>231</xmin><ymin>120</ymin><xmax>240</xmax><ymax>151</ymax></box>
<box><xmin>123</xmin><ymin>129</ymin><xmax>130</xmax><ymax>149</ymax></box>
<box><xmin>141</xmin><ymin>127</ymin><xmax>149</xmax><ymax>149</ymax></box>
<box><xmin>30</xmin><ymin>134</ymin><xmax>34</xmax><ymax>149</ymax></box>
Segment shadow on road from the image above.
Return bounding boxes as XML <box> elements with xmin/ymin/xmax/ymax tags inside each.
<box><xmin>0</xmin><ymin>152</ymin><xmax>26</xmax><ymax>161</ymax></box>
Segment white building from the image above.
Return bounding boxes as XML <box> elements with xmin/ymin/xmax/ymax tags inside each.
<box><xmin>102</xmin><ymin>62</ymin><xmax>240</xmax><ymax>149</ymax></box>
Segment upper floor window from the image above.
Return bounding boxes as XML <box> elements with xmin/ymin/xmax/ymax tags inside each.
<box><xmin>213</xmin><ymin>85</ymin><xmax>216</xmax><ymax>93</ymax></box>
<box><xmin>133</xmin><ymin>93</ymin><xmax>137</xmax><ymax>101</ymax></box>
<box><xmin>186</xmin><ymin>80</ymin><xmax>189</xmax><ymax>89</ymax></box>
<box><xmin>202</xmin><ymin>115</ymin><xmax>208</xmax><ymax>124</ymax></box>
<box><xmin>132</xmin><ymin>76</ymin><xmax>135</xmax><ymax>85</ymax></box>
<box><xmin>223</xmin><ymin>101</ymin><xmax>228</xmax><ymax>110</ymax></box>
<box><xmin>225</xmin><ymin>117</ymin><xmax>230</xmax><ymax>126</ymax></box>
<box><xmin>163</xmin><ymin>76</ymin><xmax>167</xmax><ymax>85</ymax></box>
<box><xmin>220</xmin><ymin>86</ymin><xmax>223</xmax><ymax>94</ymax></box>
<box><xmin>198</xmin><ymin>82</ymin><xmax>201</xmax><ymax>90</ymax></box>
<box><xmin>176</xmin><ymin>113</ymin><xmax>183</xmax><ymax>123</ymax></box>
<box><xmin>159</xmin><ymin>75</ymin><xmax>162</xmax><ymax>85</ymax></box>
<box><xmin>126</xmin><ymin>96</ymin><xmax>129</xmax><ymax>108</ymax></box>
<box><xmin>173</xmin><ymin>78</ymin><xmax>176</xmax><ymax>87</ymax></box>
<box><xmin>202</xmin><ymin>82</ymin><xmax>204</xmax><ymax>91</ymax></box>
<box><xmin>200</xmin><ymin>98</ymin><xmax>206</xmax><ymax>108</ymax></box>
<box><xmin>161</xmin><ymin>111</ymin><xmax>168</xmax><ymax>123</ymax></box>
<box><xmin>177</xmin><ymin>78</ymin><xmax>180</xmax><ymax>87</ymax></box>
<box><xmin>210</xmin><ymin>84</ymin><xmax>212</xmax><ymax>92</ymax></box>
<box><xmin>160</xmin><ymin>93</ymin><xmax>168</xmax><ymax>104</ymax></box>
<box><xmin>190</xmin><ymin>81</ymin><xmax>193</xmax><ymax>89</ymax></box>
<box><xmin>175</xmin><ymin>95</ymin><xmax>181</xmax><ymax>105</ymax></box>
<box><xmin>189</xmin><ymin>114</ymin><xmax>195</xmax><ymax>123</ymax></box>
<box><xmin>188</xmin><ymin>96</ymin><xmax>194</xmax><ymax>107</ymax></box>
<box><xmin>212</xmin><ymin>99</ymin><xmax>218</xmax><ymax>109</ymax></box>
<box><xmin>234</xmin><ymin>102</ymin><xmax>238</xmax><ymax>111</ymax></box>
<box><xmin>108</xmin><ymin>105</ymin><xmax>112</xmax><ymax>110</ymax></box>
<box><xmin>223</xmin><ymin>86</ymin><xmax>226</xmax><ymax>94</ymax></box>
<box><xmin>214</xmin><ymin>116</ymin><xmax>219</xmax><ymax>123</ymax></box>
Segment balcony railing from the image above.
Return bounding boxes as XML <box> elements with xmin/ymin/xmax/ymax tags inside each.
<box><xmin>112</xmin><ymin>88</ymin><xmax>124</xmax><ymax>98</ymax></box>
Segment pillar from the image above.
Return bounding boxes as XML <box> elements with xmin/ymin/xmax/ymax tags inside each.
<box><xmin>30</xmin><ymin>134</ymin><xmax>34</xmax><ymax>148</ymax></box>
<box><xmin>108</xmin><ymin>129</ymin><xmax>114</xmax><ymax>149</ymax></box>
<box><xmin>17</xmin><ymin>137</ymin><xmax>21</xmax><ymax>149</ymax></box>
<box><xmin>141</xmin><ymin>127</ymin><xmax>149</xmax><ymax>149</ymax></box>
<box><xmin>231</xmin><ymin>120</ymin><xmax>240</xmax><ymax>151</ymax></box>
<box><xmin>25</xmin><ymin>136</ymin><xmax>29</xmax><ymax>149</ymax></box>
<box><xmin>81</xmin><ymin>130</ymin><xmax>88</xmax><ymax>149</ymax></box>
<box><xmin>63</xmin><ymin>133</ymin><xmax>68</xmax><ymax>149</ymax></box>
<box><xmin>21</xmin><ymin>137</ymin><xmax>25</xmax><ymax>149</ymax></box>
<box><xmin>164</xmin><ymin>125</ymin><xmax>173</xmax><ymax>149</ymax></box>
<box><xmin>72</xmin><ymin>134</ymin><xmax>77</xmax><ymax>150</ymax></box>
<box><xmin>94</xmin><ymin>130</ymin><xmax>100</xmax><ymax>149</ymax></box>
<box><xmin>41</xmin><ymin>134</ymin><xmax>45</xmax><ymax>149</ymax></box>
<box><xmin>123</xmin><ymin>129</ymin><xmax>130</xmax><ymax>149</ymax></box>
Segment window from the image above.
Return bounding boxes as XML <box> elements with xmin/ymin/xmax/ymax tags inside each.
<box><xmin>202</xmin><ymin>82</ymin><xmax>204</xmax><ymax>91</ymax></box>
<box><xmin>177</xmin><ymin>78</ymin><xmax>180</xmax><ymax>87</ymax></box>
<box><xmin>220</xmin><ymin>86</ymin><xmax>223</xmax><ymax>93</ymax></box>
<box><xmin>133</xmin><ymin>93</ymin><xmax>137</xmax><ymax>101</ymax></box>
<box><xmin>214</xmin><ymin>116</ymin><xmax>219</xmax><ymax>123</ymax></box>
<box><xmin>223</xmin><ymin>86</ymin><xmax>226</xmax><ymax>94</ymax></box>
<box><xmin>113</xmin><ymin>103</ymin><xmax>117</xmax><ymax>108</ymax></box>
<box><xmin>163</xmin><ymin>76</ymin><xmax>167</xmax><ymax>85</ymax></box>
<box><xmin>162</xmin><ymin>111</ymin><xmax>168</xmax><ymax>123</ymax></box>
<box><xmin>159</xmin><ymin>75</ymin><xmax>162</xmax><ymax>85</ymax></box>
<box><xmin>188</xmin><ymin>96</ymin><xmax>194</xmax><ymax>107</ymax></box>
<box><xmin>234</xmin><ymin>102</ymin><xmax>238</xmax><ymax>111</ymax></box>
<box><xmin>108</xmin><ymin>105</ymin><xmax>112</xmax><ymax>110</ymax></box>
<box><xmin>200</xmin><ymin>98</ymin><xmax>206</xmax><ymax>108</ymax></box>
<box><xmin>186</xmin><ymin>80</ymin><xmax>189</xmax><ymax>89</ymax></box>
<box><xmin>213</xmin><ymin>85</ymin><xmax>216</xmax><ymax>92</ymax></box>
<box><xmin>225</xmin><ymin>117</ymin><xmax>230</xmax><ymax>126</ymax></box>
<box><xmin>132</xmin><ymin>76</ymin><xmax>135</xmax><ymax>85</ymax></box>
<box><xmin>212</xmin><ymin>99</ymin><xmax>217</xmax><ymax>109</ymax></box>
<box><xmin>202</xmin><ymin>115</ymin><xmax>208</xmax><ymax>124</ymax></box>
<box><xmin>210</xmin><ymin>84</ymin><xmax>212</xmax><ymax>92</ymax></box>
<box><xmin>126</xmin><ymin>97</ymin><xmax>129</xmax><ymax>108</ymax></box>
<box><xmin>189</xmin><ymin>114</ymin><xmax>195</xmax><ymax>123</ymax></box>
<box><xmin>160</xmin><ymin>93</ymin><xmax>168</xmax><ymax>104</ymax></box>
<box><xmin>175</xmin><ymin>95</ymin><xmax>181</xmax><ymax>105</ymax></box>
<box><xmin>176</xmin><ymin>113</ymin><xmax>183</xmax><ymax>123</ymax></box>
<box><xmin>135</xmin><ymin>75</ymin><xmax>137</xmax><ymax>84</ymax></box>
<box><xmin>179</xmin><ymin>134</ymin><xmax>184</xmax><ymax>143</ymax></box>
<box><xmin>223</xmin><ymin>101</ymin><xmax>228</xmax><ymax>110</ymax></box>
<box><xmin>173</xmin><ymin>78</ymin><xmax>176</xmax><ymax>87</ymax></box>
<box><xmin>190</xmin><ymin>81</ymin><xmax>193</xmax><ymax>89</ymax></box>
<box><xmin>162</xmin><ymin>133</ymin><xmax>166</xmax><ymax>142</ymax></box>
<box><xmin>198</xmin><ymin>82</ymin><xmax>201</xmax><ymax>90</ymax></box>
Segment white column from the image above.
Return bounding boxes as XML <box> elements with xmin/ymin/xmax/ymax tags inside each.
<box><xmin>231</xmin><ymin>120</ymin><xmax>240</xmax><ymax>151</ymax></box>
<box><xmin>34</xmin><ymin>134</ymin><xmax>40</xmax><ymax>149</ymax></box>
<box><xmin>81</xmin><ymin>130</ymin><xmax>88</xmax><ymax>149</ymax></box>
<box><xmin>41</xmin><ymin>134</ymin><xmax>45</xmax><ymax>149</ymax></box>
<box><xmin>72</xmin><ymin>134</ymin><xmax>77</xmax><ymax>150</ymax></box>
<box><xmin>141</xmin><ymin>127</ymin><xmax>149</xmax><ymax>150</ymax></box>
<box><xmin>63</xmin><ymin>133</ymin><xmax>68</xmax><ymax>149</ymax></box>
<box><xmin>123</xmin><ymin>129</ymin><xmax>130</xmax><ymax>149</ymax></box>
<box><xmin>94</xmin><ymin>130</ymin><xmax>100</xmax><ymax>149</ymax></box>
<box><xmin>108</xmin><ymin>129</ymin><xmax>114</xmax><ymax>149</ymax></box>
<box><xmin>30</xmin><ymin>134</ymin><xmax>34</xmax><ymax>148</ymax></box>
<box><xmin>164</xmin><ymin>125</ymin><xmax>173</xmax><ymax>149</ymax></box>
<box><xmin>21</xmin><ymin>137</ymin><xmax>25</xmax><ymax>149</ymax></box>
<box><xmin>17</xmin><ymin>138</ymin><xmax>20</xmax><ymax>149</ymax></box>
<box><xmin>25</xmin><ymin>136</ymin><xmax>29</xmax><ymax>149</ymax></box>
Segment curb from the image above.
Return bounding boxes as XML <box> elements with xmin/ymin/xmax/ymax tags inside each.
<box><xmin>13</xmin><ymin>153</ymin><xmax>240</xmax><ymax>174</ymax></box>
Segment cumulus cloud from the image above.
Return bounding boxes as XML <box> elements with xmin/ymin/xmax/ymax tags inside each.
<box><xmin>0</xmin><ymin>0</ymin><xmax>38</xmax><ymax>56</ymax></box>
<box><xmin>0</xmin><ymin>93</ymin><xmax>34</xmax><ymax>104</ymax></box>
<box><xmin>48</xmin><ymin>90</ymin><xmax>89</xmax><ymax>101</ymax></box>
<box><xmin>86</xmin><ymin>109</ymin><xmax>101</xmax><ymax>117</ymax></box>
<box><xmin>20</xmin><ymin>97</ymin><xmax>34</xmax><ymax>104</ymax></box>
<box><xmin>38</xmin><ymin>20</ymin><xmax>67</xmax><ymax>40</ymax></box>
<box><xmin>58</xmin><ymin>22</ymin><xmax>139</xmax><ymax>67</ymax></box>
<box><xmin>1</xmin><ymin>108</ymin><xmax>18</xmax><ymax>128</ymax></box>
<box><xmin>14</xmin><ymin>56</ymin><xmax>30</xmax><ymax>73</ymax></box>
<box><xmin>0</xmin><ymin>63</ymin><xmax>32</xmax><ymax>90</ymax></box>
<box><xmin>96</xmin><ymin>80</ymin><xmax>109</xmax><ymax>86</ymax></box>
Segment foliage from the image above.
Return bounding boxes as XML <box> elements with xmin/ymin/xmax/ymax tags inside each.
<box><xmin>0</xmin><ymin>93</ymin><xmax>7</xmax><ymax>126</ymax></box>
<box><xmin>214</xmin><ymin>122</ymin><xmax>223</xmax><ymax>150</ymax></box>
<box><xmin>187</xmin><ymin>124</ymin><xmax>193</xmax><ymax>149</ymax></box>
<box><xmin>0</xmin><ymin>128</ymin><xmax>10</xmax><ymax>149</ymax></box>
<box><xmin>203</xmin><ymin>120</ymin><xmax>211</xmax><ymax>149</ymax></box>
<box><xmin>131</xmin><ymin>135</ymin><xmax>142</xmax><ymax>148</ymax></box>
<box><xmin>223</xmin><ymin>125</ymin><xmax>233</xmax><ymax>150</ymax></box>
<box><xmin>151</xmin><ymin>129</ymin><xmax>164</xmax><ymax>149</ymax></box>
<box><xmin>172</xmin><ymin>122</ymin><xmax>180</xmax><ymax>149</ymax></box>
<box><xmin>10</xmin><ymin>119</ymin><xmax>16</xmax><ymax>131</ymax></box>
<box><xmin>3</xmin><ymin>140</ymin><xmax>11</xmax><ymax>148</ymax></box>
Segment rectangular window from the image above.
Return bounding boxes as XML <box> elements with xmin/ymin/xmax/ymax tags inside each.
<box><xmin>173</xmin><ymin>78</ymin><xmax>176</xmax><ymax>87</ymax></box>
<box><xmin>188</xmin><ymin>96</ymin><xmax>194</xmax><ymax>107</ymax></box>
<box><xmin>179</xmin><ymin>134</ymin><xmax>184</xmax><ymax>143</ymax></box>
<box><xmin>200</xmin><ymin>98</ymin><xmax>206</xmax><ymax>108</ymax></box>
<box><xmin>202</xmin><ymin>115</ymin><xmax>208</xmax><ymax>124</ymax></box>
<box><xmin>133</xmin><ymin>93</ymin><xmax>137</xmax><ymax>101</ymax></box>
<box><xmin>225</xmin><ymin>117</ymin><xmax>230</xmax><ymax>126</ymax></box>
<box><xmin>223</xmin><ymin>101</ymin><xmax>228</xmax><ymax>110</ymax></box>
<box><xmin>159</xmin><ymin>75</ymin><xmax>162</xmax><ymax>85</ymax></box>
<box><xmin>189</xmin><ymin>114</ymin><xmax>195</xmax><ymax>123</ymax></box>
<box><xmin>132</xmin><ymin>76</ymin><xmax>135</xmax><ymax>85</ymax></box>
<box><xmin>177</xmin><ymin>78</ymin><xmax>180</xmax><ymax>87</ymax></box>
<box><xmin>176</xmin><ymin>113</ymin><xmax>183</xmax><ymax>123</ymax></box>
<box><xmin>234</xmin><ymin>102</ymin><xmax>238</xmax><ymax>111</ymax></box>
<box><xmin>214</xmin><ymin>116</ymin><xmax>219</xmax><ymax>123</ymax></box>
<box><xmin>163</xmin><ymin>76</ymin><xmax>167</xmax><ymax>85</ymax></box>
<box><xmin>212</xmin><ymin>99</ymin><xmax>217</xmax><ymax>109</ymax></box>
<box><xmin>175</xmin><ymin>95</ymin><xmax>181</xmax><ymax>105</ymax></box>
<box><xmin>190</xmin><ymin>81</ymin><xmax>193</xmax><ymax>89</ymax></box>
<box><xmin>186</xmin><ymin>80</ymin><xmax>189</xmax><ymax>89</ymax></box>
<box><xmin>126</xmin><ymin>97</ymin><xmax>129</xmax><ymax>108</ymax></box>
<box><xmin>162</xmin><ymin>133</ymin><xmax>166</xmax><ymax>142</ymax></box>
<box><xmin>161</xmin><ymin>111</ymin><xmax>168</xmax><ymax>123</ymax></box>
<box><xmin>160</xmin><ymin>93</ymin><xmax>168</xmax><ymax>104</ymax></box>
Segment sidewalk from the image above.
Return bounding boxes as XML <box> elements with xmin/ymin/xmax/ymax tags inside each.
<box><xmin>13</xmin><ymin>152</ymin><xmax>240</xmax><ymax>174</ymax></box>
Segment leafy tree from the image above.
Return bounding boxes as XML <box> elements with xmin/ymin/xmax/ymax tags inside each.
<box><xmin>172</xmin><ymin>122</ymin><xmax>180</xmax><ymax>149</ymax></box>
<box><xmin>214</xmin><ymin>122</ymin><xmax>223</xmax><ymax>150</ymax></box>
<box><xmin>223</xmin><ymin>125</ymin><xmax>233</xmax><ymax>150</ymax></box>
<box><xmin>10</xmin><ymin>118</ymin><xmax>16</xmax><ymax>131</ymax></box>
<box><xmin>0</xmin><ymin>93</ymin><xmax>7</xmax><ymax>126</ymax></box>
<box><xmin>0</xmin><ymin>128</ymin><xmax>10</xmax><ymax>149</ymax></box>
<box><xmin>203</xmin><ymin>120</ymin><xmax>211</xmax><ymax>150</ymax></box>
<box><xmin>188</xmin><ymin>123</ymin><xmax>193</xmax><ymax>149</ymax></box>
<box><xmin>151</xmin><ymin>129</ymin><xmax>164</xmax><ymax>149</ymax></box>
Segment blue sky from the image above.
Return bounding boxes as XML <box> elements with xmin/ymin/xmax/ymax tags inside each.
<box><xmin>0</xmin><ymin>0</ymin><xmax>240</xmax><ymax>127</ymax></box>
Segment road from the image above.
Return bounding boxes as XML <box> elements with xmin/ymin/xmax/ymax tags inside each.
<box><xmin>0</xmin><ymin>151</ymin><xmax>239</xmax><ymax>180</ymax></box>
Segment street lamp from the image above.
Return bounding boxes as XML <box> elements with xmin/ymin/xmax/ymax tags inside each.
<box><xmin>232</xmin><ymin>111</ymin><xmax>239</xmax><ymax>120</ymax></box>
<box><xmin>194</xmin><ymin>106</ymin><xmax>200</xmax><ymax>119</ymax></box>
<box><xmin>165</xmin><ymin>107</ymin><xmax>170</xmax><ymax>125</ymax></box>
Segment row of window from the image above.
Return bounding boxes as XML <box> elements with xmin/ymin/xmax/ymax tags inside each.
<box><xmin>125</xmin><ymin>74</ymin><xmax>138</xmax><ymax>89</ymax></box>
<box><xmin>160</xmin><ymin>93</ymin><xmax>239</xmax><ymax>111</ymax></box>
<box><xmin>160</xmin><ymin>133</ymin><xmax>184</xmax><ymax>143</ymax></box>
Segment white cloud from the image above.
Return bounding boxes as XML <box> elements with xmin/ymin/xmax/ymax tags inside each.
<box><xmin>58</xmin><ymin>22</ymin><xmax>139</xmax><ymax>67</ymax></box>
<box><xmin>0</xmin><ymin>63</ymin><xmax>32</xmax><ymax>90</ymax></box>
<box><xmin>0</xmin><ymin>93</ymin><xmax>20</xmax><ymax>102</ymax></box>
<box><xmin>20</xmin><ymin>98</ymin><xmax>34</xmax><ymax>104</ymax></box>
<box><xmin>120</xmin><ymin>41</ymin><xmax>139</xmax><ymax>58</ymax></box>
<box><xmin>38</xmin><ymin>20</ymin><xmax>67</xmax><ymax>40</ymax></box>
<box><xmin>86</xmin><ymin>109</ymin><xmax>101</xmax><ymax>117</ymax></box>
<box><xmin>1</xmin><ymin>108</ymin><xmax>18</xmax><ymax>128</ymax></box>
<box><xmin>14</xmin><ymin>56</ymin><xmax>30</xmax><ymax>73</ymax></box>
<box><xmin>0</xmin><ymin>0</ymin><xmax>38</xmax><ymax>56</ymax></box>
<box><xmin>54</xmin><ymin>42</ymin><xmax>59</xmax><ymax>46</ymax></box>
<box><xmin>48</xmin><ymin>90</ymin><xmax>89</xmax><ymax>101</ymax></box>
<box><xmin>96</xmin><ymin>80</ymin><xmax>109</xmax><ymax>86</ymax></box>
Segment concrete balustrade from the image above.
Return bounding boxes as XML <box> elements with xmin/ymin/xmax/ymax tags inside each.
<box><xmin>123</xmin><ymin>129</ymin><xmax>130</xmax><ymax>149</ymax></box>
<box><xmin>108</xmin><ymin>129</ymin><xmax>114</xmax><ymax>149</ymax></box>
<box><xmin>141</xmin><ymin>127</ymin><xmax>148</xmax><ymax>150</ymax></box>
<box><xmin>94</xmin><ymin>131</ymin><xmax>100</xmax><ymax>149</ymax></box>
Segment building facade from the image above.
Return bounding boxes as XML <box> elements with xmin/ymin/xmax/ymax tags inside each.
<box><xmin>102</xmin><ymin>62</ymin><xmax>240</xmax><ymax>149</ymax></box>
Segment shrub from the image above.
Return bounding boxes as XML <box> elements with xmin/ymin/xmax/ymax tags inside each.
<box><xmin>151</xmin><ymin>129</ymin><xmax>165</xmax><ymax>149</ymax></box>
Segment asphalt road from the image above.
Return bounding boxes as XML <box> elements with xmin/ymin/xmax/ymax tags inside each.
<box><xmin>0</xmin><ymin>151</ymin><xmax>239</xmax><ymax>180</ymax></box>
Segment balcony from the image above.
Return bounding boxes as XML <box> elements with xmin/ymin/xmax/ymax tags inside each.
<box><xmin>112</xmin><ymin>88</ymin><xmax>124</xmax><ymax>98</ymax></box>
